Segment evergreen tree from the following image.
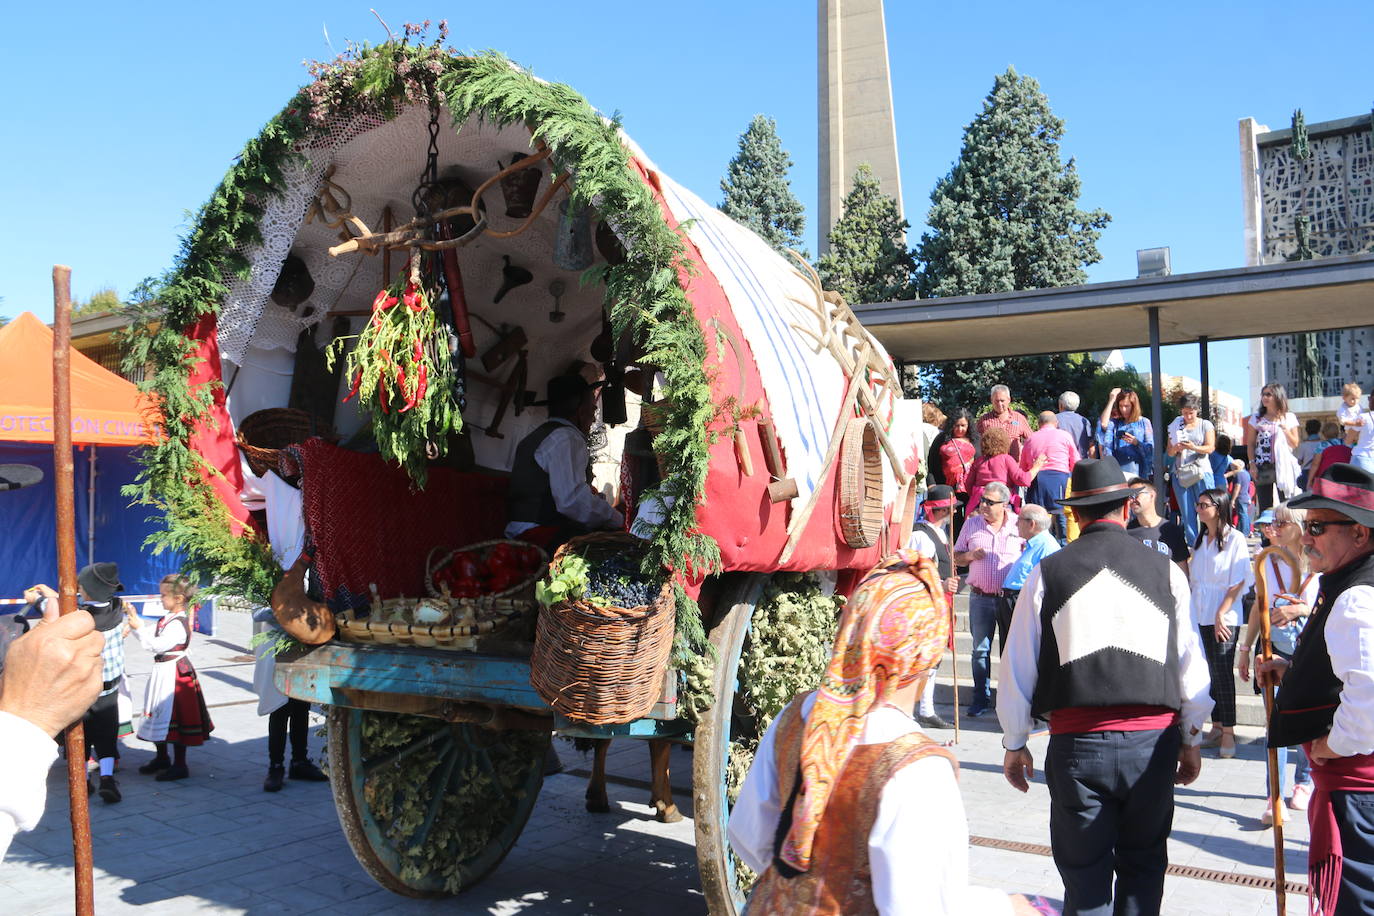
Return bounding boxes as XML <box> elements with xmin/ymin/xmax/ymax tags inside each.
<box><xmin>914</xmin><ymin>68</ymin><xmax>1110</xmax><ymax>409</ymax></box>
<box><xmin>816</xmin><ymin>163</ymin><xmax>914</xmax><ymax>305</ymax></box>
<box><xmin>718</xmin><ymin>115</ymin><xmax>806</xmax><ymax>255</ymax></box>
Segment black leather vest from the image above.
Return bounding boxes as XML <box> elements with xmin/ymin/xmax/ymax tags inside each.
<box><xmin>912</xmin><ymin>521</ymin><xmax>952</xmax><ymax>580</ymax></box>
<box><xmin>1030</xmin><ymin>524</ymin><xmax>1181</xmax><ymax>719</ymax></box>
<box><xmin>506</xmin><ymin>421</ymin><xmax>570</xmax><ymax>527</ymax></box>
<box><xmin>1270</xmin><ymin>553</ymin><xmax>1374</xmax><ymax>747</ymax></box>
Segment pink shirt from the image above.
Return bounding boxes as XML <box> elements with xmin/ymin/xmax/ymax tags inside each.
<box><xmin>953</xmin><ymin>511</ymin><xmax>1024</xmax><ymax>593</ymax></box>
<box><xmin>1020</xmin><ymin>426</ymin><xmax>1080</xmax><ymax>475</ymax></box>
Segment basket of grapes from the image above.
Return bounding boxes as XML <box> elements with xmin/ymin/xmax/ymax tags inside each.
<box><xmin>529</xmin><ymin>532</ymin><xmax>675</xmax><ymax>724</ymax></box>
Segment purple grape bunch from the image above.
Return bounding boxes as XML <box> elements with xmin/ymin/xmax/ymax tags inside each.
<box><xmin>584</xmin><ymin>552</ymin><xmax>658</xmax><ymax>608</ymax></box>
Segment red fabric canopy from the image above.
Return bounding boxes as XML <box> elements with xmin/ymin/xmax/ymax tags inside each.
<box><xmin>0</xmin><ymin>312</ymin><xmax>154</xmax><ymax>446</ymax></box>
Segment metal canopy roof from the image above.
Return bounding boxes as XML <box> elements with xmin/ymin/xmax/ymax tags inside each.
<box><xmin>854</xmin><ymin>252</ymin><xmax>1374</xmax><ymax>361</ymax></box>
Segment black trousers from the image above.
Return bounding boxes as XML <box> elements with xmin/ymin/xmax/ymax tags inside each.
<box><xmin>268</xmin><ymin>698</ymin><xmax>311</xmax><ymax>767</ymax></box>
<box><xmin>1332</xmin><ymin>790</ymin><xmax>1374</xmax><ymax>915</ymax></box>
<box><xmin>83</xmin><ymin>686</ymin><xmax>120</xmax><ymax>761</ymax></box>
<box><xmin>1045</xmin><ymin>727</ymin><xmax>1181</xmax><ymax>916</ymax></box>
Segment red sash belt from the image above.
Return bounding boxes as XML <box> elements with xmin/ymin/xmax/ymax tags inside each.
<box><xmin>1049</xmin><ymin>705</ymin><xmax>1179</xmax><ymax>735</ymax></box>
<box><xmin>1306</xmin><ymin>747</ymin><xmax>1374</xmax><ymax>916</ymax></box>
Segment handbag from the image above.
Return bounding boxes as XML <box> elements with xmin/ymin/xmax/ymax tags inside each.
<box><xmin>1254</xmin><ymin>462</ymin><xmax>1277</xmax><ymax>486</ymax></box>
<box><xmin>1175</xmin><ymin>460</ymin><xmax>1205</xmax><ymax>490</ymax></box>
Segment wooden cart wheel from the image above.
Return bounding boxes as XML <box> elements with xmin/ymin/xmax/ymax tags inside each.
<box><xmin>327</xmin><ymin>707</ymin><xmax>549</xmax><ymax>897</ymax></box>
<box><xmin>693</xmin><ymin>572</ymin><xmax>770</xmax><ymax>916</ymax></box>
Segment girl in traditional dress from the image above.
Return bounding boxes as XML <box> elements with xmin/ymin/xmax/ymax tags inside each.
<box><xmin>125</xmin><ymin>574</ymin><xmax>214</xmax><ymax>780</ymax></box>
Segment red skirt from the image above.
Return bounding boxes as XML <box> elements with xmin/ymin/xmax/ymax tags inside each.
<box><xmin>167</xmin><ymin>659</ymin><xmax>214</xmax><ymax>747</ymax></box>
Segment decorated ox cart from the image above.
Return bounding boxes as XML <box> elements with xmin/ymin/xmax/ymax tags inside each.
<box><xmin>127</xmin><ymin>31</ymin><xmax>923</xmax><ymax>913</ymax></box>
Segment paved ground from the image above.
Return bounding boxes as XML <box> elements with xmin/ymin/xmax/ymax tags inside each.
<box><xmin>2</xmin><ymin>605</ymin><xmax>1308</xmax><ymax>914</ymax></box>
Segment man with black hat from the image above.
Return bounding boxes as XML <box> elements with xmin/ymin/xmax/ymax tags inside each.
<box><xmin>908</xmin><ymin>484</ymin><xmax>962</xmax><ymax>729</ymax></box>
<box><xmin>997</xmin><ymin>457</ymin><xmax>1212</xmax><ymax>916</ymax></box>
<box><xmin>505</xmin><ymin>372</ymin><xmax>623</xmax><ymax>548</ymax></box>
<box><xmin>1259</xmin><ymin>463</ymin><xmax>1374</xmax><ymax>915</ymax></box>
<box><xmin>29</xmin><ymin>562</ymin><xmax>130</xmax><ymax>803</ymax></box>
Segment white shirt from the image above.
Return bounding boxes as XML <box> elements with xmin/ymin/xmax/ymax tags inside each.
<box><xmin>729</xmin><ymin>694</ymin><xmax>1012</xmax><ymax>916</ymax></box>
<box><xmin>1338</xmin><ymin>403</ymin><xmax>1363</xmax><ymax>427</ymax></box>
<box><xmin>1322</xmin><ymin>583</ymin><xmax>1374</xmax><ymax>757</ymax></box>
<box><xmin>0</xmin><ymin>711</ymin><xmax>57</xmax><ymax>859</ymax></box>
<box><xmin>997</xmin><ymin>562</ymin><xmax>1214</xmax><ymax>749</ymax></box>
<box><xmin>1354</xmin><ymin>412</ymin><xmax>1374</xmax><ymax>464</ymax></box>
<box><xmin>505</xmin><ymin>419</ymin><xmax>623</xmax><ymax>537</ymax></box>
<box><xmin>907</xmin><ymin>517</ymin><xmax>950</xmax><ymax>558</ymax></box>
<box><xmin>1189</xmin><ymin>528</ymin><xmax>1254</xmax><ymax>627</ymax></box>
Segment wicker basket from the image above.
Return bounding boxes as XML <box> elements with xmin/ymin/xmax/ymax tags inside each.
<box><xmin>529</xmin><ymin>533</ymin><xmax>675</xmax><ymax>724</ymax></box>
<box><xmin>838</xmin><ymin>417</ymin><xmax>883</xmax><ymax>548</ymax></box>
<box><xmin>425</xmin><ymin>539</ymin><xmax>548</xmax><ymax>602</ymax></box>
<box><xmin>235</xmin><ymin>408</ymin><xmax>335</xmax><ymax>478</ymax></box>
<box><xmin>335</xmin><ymin>592</ymin><xmax>536</xmax><ymax>651</ymax></box>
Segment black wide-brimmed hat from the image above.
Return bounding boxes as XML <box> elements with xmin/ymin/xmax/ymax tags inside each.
<box><xmin>77</xmin><ymin>562</ymin><xmax>124</xmax><ymax>603</ymax></box>
<box><xmin>1058</xmin><ymin>456</ymin><xmax>1144</xmax><ymax>507</ymax></box>
<box><xmin>922</xmin><ymin>484</ymin><xmax>963</xmax><ymax>509</ymax></box>
<box><xmin>539</xmin><ymin>373</ymin><xmax>607</xmax><ymax>408</ymax></box>
<box><xmin>0</xmin><ymin>464</ymin><xmax>43</xmax><ymax>491</ymax></box>
<box><xmin>1290</xmin><ymin>463</ymin><xmax>1374</xmax><ymax>528</ymax></box>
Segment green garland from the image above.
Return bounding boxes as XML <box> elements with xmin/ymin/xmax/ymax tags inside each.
<box><xmin>121</xmin><ymin>36</ymin><xmax>719</xmax><ymax>654</ymax></box>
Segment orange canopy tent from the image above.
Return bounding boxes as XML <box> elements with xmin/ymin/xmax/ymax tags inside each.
<box><xmin>0</xmin><ymin>312</ymin><xmax>154</xmax><ymax>445</ymax></box>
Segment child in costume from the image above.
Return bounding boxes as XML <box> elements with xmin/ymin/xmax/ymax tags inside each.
<box><xmin>728</xmin><ymin>551</ymin><xmax>1047</xmax><ymax>915</ymax></box>
<box><xmin>125</xmin><ymin>574</ymin><xmax>214</xmax><ymax>780</ymax></box>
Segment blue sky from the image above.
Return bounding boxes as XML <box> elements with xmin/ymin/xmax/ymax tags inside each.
<box><xmin>5</xmin><ymin>1</ymin><xmax>1372</xmax><ymax>406</ymax></box>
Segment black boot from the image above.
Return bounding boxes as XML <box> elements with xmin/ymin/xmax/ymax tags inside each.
<box><xmin>263</xmin><ymin>766</ymin><xmax>285</xmax><ymax>792</ymax></box>
<box><xmin>155</xmin><ymin>763</ymin><xmax>189</xmax><ymax>781</ymax></box>
<box><xmin>98</xmin><ymin>776</ymin><xmax>121</xmax><ymax>804</ymax></box>
<box><xmin>288</xmin><ymin>759</ymin><xmax>328</xmax><ymax>782</ymax></box>
<box><xmin>138</xmin><ymin>756</ymin><xmax>172</xmax><ymax>775</ymax></box>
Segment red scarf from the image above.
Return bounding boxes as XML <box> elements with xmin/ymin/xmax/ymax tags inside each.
<box><xmin>1306</xmin><ymin>747</ymin><xmax>1374</xmax><ymax>915</ymax></box>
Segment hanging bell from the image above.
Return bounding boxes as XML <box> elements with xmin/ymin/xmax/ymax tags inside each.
<box><xmin>595</xmin><ymin>220</ymin><xmax>626</xmax><ymax>265</ymax></box>
<box><xmin>553</xmin><ymin>200</ymin><xmax>594</xmax><ymax>271</ymax></box>
<box><xmin>271</xmin><ymin>254</ymin><xmax>315</xmax><ymax>312</ymax></box>
<box><xmin>499</xmin><ymin>153</ymin><xmax>543</xmax><ymax>219</ymax></box>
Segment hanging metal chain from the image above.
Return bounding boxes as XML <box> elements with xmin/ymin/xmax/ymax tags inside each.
<box><xmin>410</xmin><ymin>98</ymin><xmax>443</xmax><ymax>226</ymax></box>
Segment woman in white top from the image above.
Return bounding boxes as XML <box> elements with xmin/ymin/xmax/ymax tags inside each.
<box><xmin>1238</xmin><ymin>502</ymin><xmax>1318</xmax><ymax>822</ymax></box>
<box><xmin>1347</xmin><ymin>390</ymin><xmax>1374</xmax><ymax>475</ymax></box>
<box><xmin>1190</xmin><ymin>487</ymin><xmax>1254</xmax><ymax>758</ymax></box>
<box><xmin>1166</xmin><ymin>392</ymin><xmax>1216</xmax><ymax>545</ymax></box>
<box><xmin>1244</xmin><ymin>383</ymin><xmax>1301</xmax><ymax>512</ymax></box>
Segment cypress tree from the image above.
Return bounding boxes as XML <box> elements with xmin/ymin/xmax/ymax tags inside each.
<box><xmin>719</xmin><ymin>115</ymin><xmax>807</xmax><ymax>255</ymax></box>
<box><xmin>914</xmin><ymin>67</ymin><xmax>1110</xmax><ymax>410</ymax></box>
<box><xmin>816</xmin><ymin>163</ymin><xmax>915</xmax><ymax>305</ymax></box>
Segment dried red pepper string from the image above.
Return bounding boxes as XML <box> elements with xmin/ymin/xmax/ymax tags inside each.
<box><xmin>342</xmin><ymin>370</ymin><xmax>363</xmax><ymax>403</ymax></box>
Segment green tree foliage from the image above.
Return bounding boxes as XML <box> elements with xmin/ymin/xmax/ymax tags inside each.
<box><xmin>917</xmin><ymin>353</ymin><xmax>1102</xmax><ymax>418</ymax></box>
<box><xmin>73</xmin><ymin>286</ymin><xmax>123</xmax><ymax>318</ymax></box>
<box><xmin>719</xmin><ymin>115</ymin><xmax>806</xmax><ymax>255</ymax></box>
<box><xmin>913</xmin><ymin>67</ymin><xmax>1111</xmax><ymax>413</ymax></box>
<box><xmin>816</xmin><ymin>163</ymin><xmax>914</xmax><ymax>304</ymax></box>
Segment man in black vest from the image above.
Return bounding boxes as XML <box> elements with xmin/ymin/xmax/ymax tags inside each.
<box><xmin>997</xmin><ymin>457</ymin><xmax>1212</xmax><ymax>916</ymax></box>
<box><xmin>908</xmin><ymin>484</ymin><xmax>961</xmax><ymax>729</ymax></box>
<box><xmin>1261</xmin><ymin>463</ymin><xmax>1374</xmax><ymax>916</ymax></box>
<box><xmin>504</xmin><ymin>373</ymin><xmax>622</xmax><ymax>548</ymax></box>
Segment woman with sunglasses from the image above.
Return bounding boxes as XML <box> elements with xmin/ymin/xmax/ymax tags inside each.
<box><xmin>1190</xmin><ymin>487</ymin><xmax>1253</xmax><ymax>757</ymax></box>
<box><xmin>1097</xmin><ymin>387</ymin><xmax>1154</xmax><ymax>479</ymax></box>
<box><xmin>1237</xmin><ymin>503</ymin><xmax>1317</xmax><ymax>822</ymax></box>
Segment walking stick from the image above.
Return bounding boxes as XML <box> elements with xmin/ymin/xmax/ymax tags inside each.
<box><xmin>1254</xmin><ymin>544</ymin><xmax>1299</xmax><ymax>916</ymax></box>
<box><xmin>947</xmin><ymin>511</ymin><xmax>960</xmax><ymax>744</ymax></box>
<box><xmin>53</xmin><ymin>266</ymin><xmax>96</xmax><ymax>916</ymax></box>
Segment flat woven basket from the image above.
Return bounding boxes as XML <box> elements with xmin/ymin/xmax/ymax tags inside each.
<box><xmin>235</xmin><ymin>408</ymin><xmax>335</xmax><ymax>478</ymax></box>
<box><xmin>530</xmin><ymin>532</ymin><xmax>675</xmax><ymax>724</ymax></box>
<box><xmin>335</xmin><ymin>594</ymin><xmax>535</xmax><ymax>651</ymax></box>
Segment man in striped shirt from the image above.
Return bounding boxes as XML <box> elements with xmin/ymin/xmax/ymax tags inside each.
<box><xmin>952</xmin><ymin>481</ymin><xmax>1024</xmax><ymax>717</ymax></box>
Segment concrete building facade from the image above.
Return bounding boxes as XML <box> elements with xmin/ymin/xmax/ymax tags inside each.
<box><xmin>1241</xmin><ymin>113</ymin><xmax>1374</xmax><ymax>408</ymax></box>
<box><xmin>817</xmin><ymin>0</ymin><xmax>903</xmax><ymax>253</ymax></box>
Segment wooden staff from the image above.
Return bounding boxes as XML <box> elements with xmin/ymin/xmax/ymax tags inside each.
<box><xmin>1254</xmin><ymin>543</ymin><xmax>1298</xmax><ymax>916</ymax></box>
<box><xmin>52</xmin><ymin>265</ymin><xmax>95</xmax><ymax>916</ymax></box>
<box><xmin>946</xmin><ymin>508</ymin><xmax>961</xmax><ymax>744</ymax></box>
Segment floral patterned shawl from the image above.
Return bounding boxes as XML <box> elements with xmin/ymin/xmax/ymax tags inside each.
<box><xmin>779</xmin><ymin>550</ymin><xmax>950</xmax><ymax>872</ymax></box>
